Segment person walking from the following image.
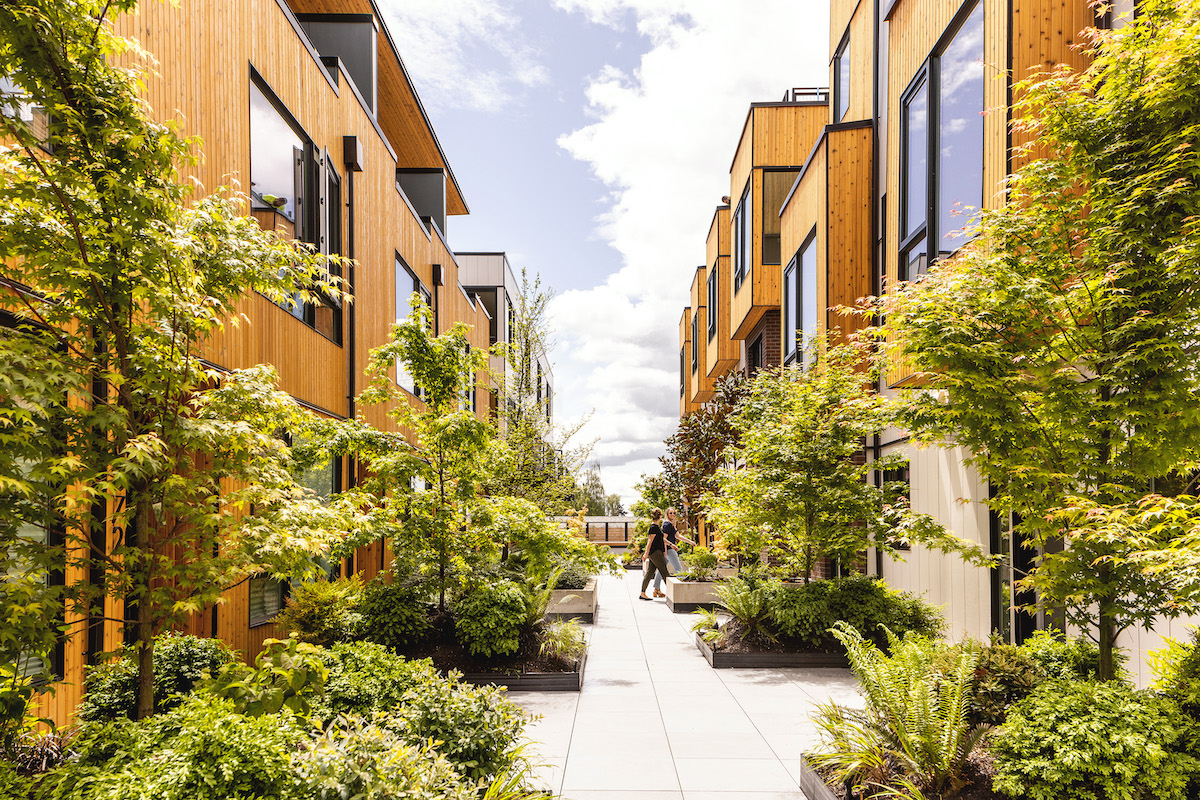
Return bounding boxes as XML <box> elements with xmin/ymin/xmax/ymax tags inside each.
<box><xmin>652</xmin><ymin>507</ymin><xmax>694</xmax><ymax>598</ymax></box>
<box><xmin>639</xmin><ymin>509</ymin><xmax>670</xmax><ymax>601</ymax></box>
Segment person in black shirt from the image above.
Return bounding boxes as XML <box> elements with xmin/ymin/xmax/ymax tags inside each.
<box><xmin>652</xmin><ymin>506</ymin><xmax>694</xmax><ymax>597</ymax></box>
<box><xmin>639</xmin><ymin>509</ymin><xmax>670</xmax><ymax>600</ymax></box>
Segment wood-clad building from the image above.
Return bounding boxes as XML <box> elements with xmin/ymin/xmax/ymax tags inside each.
<box><xmin>703</xmin><ymin>206</ymin><xmax>739</xmax><ymax>380</ymax></box>
<box><xmin>678</xmin><ymin>308</ymin><xmax>694</xmax><ymax>417</ymax></box>
<box><xmin>29</xmin><ymin>0</ymin><xmax>504</xmax><ymax>725</ymax></box>
<box><xmin>675</xmin><ymin>0</ymin><xmax>1191</xmax><ymax>678</ymax></box>
<box><xmin>687</xmin><ymin>267</ymin><xmax>713</xmax><ymax>405</ymax></box>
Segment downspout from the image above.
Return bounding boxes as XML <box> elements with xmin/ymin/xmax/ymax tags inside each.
<box><xmin>343</xmin><ymin>136</ymin><xmax>363</xmax><ymax>578</ymax></box>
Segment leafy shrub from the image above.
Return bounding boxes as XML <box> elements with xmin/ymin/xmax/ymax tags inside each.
<box><xmin>358</xmin><ymin>575</ymin><xmax>432</xmax><ymax>651</ymax></box>
<box><xmin>683</xmin><ymin>546</ymin><xmax>719</xmax><ymax>571</ymax></box>
<box><xmin>538</xmin><ymin>619</ymin><xmax>587</xmax><ymax>662</ymax></box>
<box><xmin>297</xmin><ymin>716</ymin><xmax>475</xmax><ymax>800</ymax></box>
<box><xmin>1154</xmin><ymin>630</ymin><xmax>1200</xmax><ymax>717</ymax></box>
<box><xmin>1020</xmin><ymin>628</ymin><xmax>1106</xmax><ymax>680</ymax></box>
<box><xmin>36</xmin><ymin>695</ymin><xmax>308</xmax><ymax>800</ymax></box>
<box><xmin>769</xmin><ymin>575</ymin><xmax>943</xmax><ymax>651</ymax></box>
<box><xmin>0</xmin><ymin>759</ymin><xmax>31</xmax><ymax>798</ymax></box>
<box><xmin>310</xmin><ymin>642</ymin><xmax>438</xmax><ymax>723</ymax></box>
<box><xmin>549</xmin><ymin>559</ymin><xmax>592</xmax><ymax>590</ymax></box>
<box><xmin>201</xmin><ymin>636</ymin><xmax>328</xmax><ymax>717</ymax></box>
<box><xmin>990</xmin><ymin>680</ymin><xmax>1200</xmax><ymax>800</ymax></box>
<box><xmin>969</xmin><ymin>640</ymin><xmax>1043</xmax><ymax>726</ymax></box>
<box><xmin>276</xmin><ymin>576</ymin><xmax>363</xmax><ymax>647</ymax></box>
<box><xmin>77</xmin><ymin>633</ymin><xmax>237</xmax><ymax>722</ymax></box>
<box><xmin>454</xmin><ymin>580</ymin><xmax>529</xmax><ymax>658</ymax></box>
<box><xmin>384</xmin><ymin>672</ymin><xmax>529</xmax><ymax>780</ymax></box>
<box><xmin>715</xmin><ymin>574</ymin><xmax>778</xmax><ymax>641</ymax></box>
<box><xmin>810</xmin><ymin>623</ymin><xmax>985</xmax><ymax>796</ymax></box>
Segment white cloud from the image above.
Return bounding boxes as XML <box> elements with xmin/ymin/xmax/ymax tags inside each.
<box><xmin>378</xmin><ymin>0</ymin><xmax>548</xmax><ymax>113</ymax></box>
<box><xmin>549</xmin><ymin>0</ymin><xmax>829</xmax><ymax>506</ymax></box>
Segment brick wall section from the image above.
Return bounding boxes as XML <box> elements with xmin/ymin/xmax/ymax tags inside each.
<box><xmin>754</xmin><ymin>309</ymin><xmax>781</xmax><ymax>369</ymax></box>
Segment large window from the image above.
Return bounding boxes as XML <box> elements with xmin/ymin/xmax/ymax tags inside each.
<box><xmin>732</xmin><ymin>180</ymin><xmax>752</xmax><ymax>292</ymax></box>
<box><xmin>785</xmin><ymin>229</ymin><xmax>819</xmax><ymax>362</ymax></box>
<box><xmin>249</xmin><ymin>575</ymin><xmax>285</xmax><ymax>627</ymax></box>
<box><xmin>899</xmin><ymin>0</ymin><xmax>984</xmax><ymax>281</ymax></box>
<box><xmin>250</xmin><ymin>74</ymin><xmax>342</xmax><ymax>339</ymax></box>
<box><xmin>706</xmin><ymin>267</ymin><xmax>718</xmax><ymax>341</ymax></box>
<box><xmin>833</xmin><ymin>33</ymin><xmax>851</xmax><ymax>122</ymax></box>
<box><xmin>395</xmin><ymin>256</ymin><xmax>431</xmax><ymax>397</ymax></box>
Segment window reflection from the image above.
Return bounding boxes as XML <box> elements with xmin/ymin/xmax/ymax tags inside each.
<box><xmin>938</xmin><ymin>2</ymin><xmax>985</xmax><ymax>254</ymax></box>
<box><xmin>249</xmin><ymin>82</ymin><xmax>304</xmax><ymax>224</ymax></box>
<box><xmin>903</xmin><ymin>77</ymin><xmax>928</xmax><ymax>240</ymax></box>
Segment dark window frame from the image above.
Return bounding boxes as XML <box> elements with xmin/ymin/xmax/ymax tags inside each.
<box><xmin>679</xmin><ymin>347</ymin><xmax>686</xmax><ymax>398</ymax></box>
<box><xmin>833</xmin><ymin>30</ymin><xmax>851</xmax><ymax>122</ymax></box>
<box><xmin>783</xmin><ymin>255</ymin><xmax>798</xmax><ymax>364</ymax></box>
<box><xmin>732</xmin><ymin>179</ymin><xmax>752</xmax><ymax>293</ymax></box>
<box><xmin>691</xmin><ymin>311</ymin><xmax>699</xmax><ymax>374</ymax></box>
<box><xmin>897</xmin><ymin>0</ymin><xmax>985</xmax><ymax>283</ymax></box>
<box><xmin>706</xmin><ymin>267</ymin><xmax>718</xmax><ymax>341</ymax></box>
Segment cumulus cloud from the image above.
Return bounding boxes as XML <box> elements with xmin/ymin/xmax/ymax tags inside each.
<box><xmin>378</xmin><ymin>0</ymin><xmax>548</xmax><ymax>113</ymax></box>
<box><xmin>549</xmin><ymin>0</ymin><xmax>829</xmax><ymax>504</ymax></box>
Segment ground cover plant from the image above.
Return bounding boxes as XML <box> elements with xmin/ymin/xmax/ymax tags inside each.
<box><xmin>4</xmin><ymin>634</ymin><xmax>546</xmax><ymax>799</ymax></box>
<box><xmin>691</xmin><ymin>573</ymin><xmax>943</xmax><ymax>656</ymax></box>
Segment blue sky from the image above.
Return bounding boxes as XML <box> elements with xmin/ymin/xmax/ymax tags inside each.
<box><xmin>380</xmin><ymin>0</ymin><xmax>831</xmax><ymax>505</ymax></box>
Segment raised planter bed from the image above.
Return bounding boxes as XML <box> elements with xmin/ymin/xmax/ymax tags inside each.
<box><xmin>794</xmin><ymin>754</ymin><xmax>839</xmax><ymax>800</ymax></box>
<box><xmin>664</xmin><ymin>576</ymin><xmax>721</xmax><ymax>612</ymax></box>
<box><xmin>547</xmin><ymin>578</ymin><xmax>597</xmax><ymax>623</ymax></box>
<box><xmin>694</xmin><ymin>633</ymin><xmax>850</xmax><ymax>669</ymax></box>
<box><xmin>623</xmin><ymin>560</ymin><xmax>643</xmax><ymax>570</ymax></box>
<box><xmin>461</xmin><ymin>648</ymin><xmax>587</xmax><ymax>692</ymax></box>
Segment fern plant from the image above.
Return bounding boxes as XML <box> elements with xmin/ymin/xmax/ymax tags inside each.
<box><xmin>815</xmin><ymin>622</ymin><xmax>986</xmax><ymax>795</ymax></box>
<box><xmin>690</xmin><ymin>608</ymin><xmax>723</xmax><ymax>644</ymax></box>
<box><xmin>715</xmin><ymin>575</ymin><xmax>777</xmax><ymax>641</ymax></box>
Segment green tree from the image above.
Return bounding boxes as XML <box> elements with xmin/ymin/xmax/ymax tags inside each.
<box><xmin>354</xmin><ymin>300</ymin><xmax>493</xmax><ymax>611</ymax></box>
<box><xmin>486</xmin><ymin>269</ymin><xmax>590</xmax><ymax>514</ymax></box>
<box><xmin>880</xmin><ymin>0</ymin><xmax>1200</xmax><ymax>678</ymax></box>
<box><xmin>704</xmin><ymin>343</ymin><xmax>910</xmax><ymax>580</ymax></box>
<box><xmin>660</xmin><ymin>373</ymin><xmax>747</xmax><ymax>536</ymax></box>
<box><xmin>0</xmin><ymin>0</ymin><xmax>352</xmax><ymax>719</ymax></box>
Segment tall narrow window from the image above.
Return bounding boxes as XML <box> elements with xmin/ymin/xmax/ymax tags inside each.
<box><xmin>899</xmin><ymin>74</ymin><xmax>929</xmax><ymax>282</ymax></box>
<box><xmin>691</xmin><ymin>312</ymin><xmax>699</xmax><ymax>374</ymax></box>
<box><xmin>679</xmin><ymin>347</ymin><xmax>686</xmax><ymax>397</ymax></box>
<box><xmin>833</xmin><ymin>34</ymin><xmax>851</xmax><ymax>122</ymax></box>
<box><xmin>706</xmin><ymin>268</ymin><xmax>718</xmax><ymax>340</ymax></box>
<box><xmin>936</xmin><ymin>1</ymin><xmax>985</xmax><ymax>255</ymax></box>
<box><xmin>395</xmin><ymin>257</ymin><xmax>429</xmax><ymax>397</ymax></box>
<box><xmin>732</xmin><ymin>180</ymin><xmax>752</xmax><ymax>292</ymax></box>
<box><xmin>783</xmin><ymin>257</ymin><xmax>798</xmax><ymax>361</ymax></box>
<box><xmin>799</xmin><ymin>231</ymin><xmax>819</xmax><ymax>358</ymax></box>
<box><xmin>898</xmin><ymin>0</ymin><xmax>984</xmax><ymax>281</ymax></box>
<box><xmin>249</xmin><ymin>575</ymin><xmax>285</xmax><ymax>627</ymax></box>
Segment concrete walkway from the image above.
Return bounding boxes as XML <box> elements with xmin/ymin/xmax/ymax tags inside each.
<box><xmin>512</xmin><ymin>571</ymin><xmax>863</xmax><ymax>800</ymax></box>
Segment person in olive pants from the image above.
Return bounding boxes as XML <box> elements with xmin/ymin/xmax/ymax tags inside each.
<box><xmin>639</xmin><ymin>509</ymin><xmax>670</xmax><ymax>600</ymax></box>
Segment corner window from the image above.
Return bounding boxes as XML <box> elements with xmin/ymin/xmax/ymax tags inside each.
<box><xmin>833</xmin><ymin>34</ymin><xmax>851</xmax><ymax>122</ymax></box>
<box><xmin>761</xmin><ymin>171</ymin><xmax>798</xmax><ymax>266</ymax></box>
<box><xmin>787</xmin><ymin>229</ymin><xmax>818</xmax><ymax>362</ymax></box>
<box><xmin>706</xmin><ymin>268</ymin><xmax>718</xmax><ymax>341</ymax></box>
<box><xmin>747</xmin><ymin>336</ymin><xmax>763</xmax><ymax>376</ymax></box>
<box><xmin>732</xmin><ymin>180</ymin><xmax>752</xmax><ymax>293</ymax></box>
<box><xmin>898</xmin><ymin>0</ymin><xmax>984</xmax><ymax>281</ymax></box>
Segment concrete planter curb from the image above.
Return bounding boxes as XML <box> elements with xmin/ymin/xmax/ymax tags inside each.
<box><xmin>461</xmin><ymin>647</ymin><xmax>587</xmax><ymax>692</ymax></box>
<box><xmin>547</xmin><ymin>578</ymin><xmax>597</xmax><ymax>623</ymax></box>
<box><xmin>694</xmin><ymin>633</ymin><xmax>850</xmax><ymax>669</ymax></box>
<box><xmin>795</xmin><ymin>754</ymin><xmax>840</xmax><ymax>800</ymax></box>
<box><xmin>664</xmin><ymin>576</ymin><xmax>722</xmax><ymax>612</ymax></box>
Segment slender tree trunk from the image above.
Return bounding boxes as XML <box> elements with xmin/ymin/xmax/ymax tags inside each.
<box><xmin>1098</xmin><ymin>608</ymin><xmax>1118</xmax><ymax>681</ymax></box>
<box><xmin>134</xmin><ymin>498</ymin><xmax>155</xmax><ymax>719</ymax></box>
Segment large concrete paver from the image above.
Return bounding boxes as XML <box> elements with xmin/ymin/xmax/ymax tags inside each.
<box><xmin>511</xmin><ymin>571</ymin><xmax>862</xmax><ymax>799</ymax></box>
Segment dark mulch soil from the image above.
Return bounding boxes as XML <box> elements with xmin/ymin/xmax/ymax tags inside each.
<box><xmin>708</xmin><ymin>619</ymin><xmax>843</xmax><ymax>656</ymax></box>
<box><xmin>401</xmin><ymin>611</ymin><xmax>580</xmax><ymax>676</ymax></box>
<box><xmin>814</xmin><ymin>742</ymin><xmax>1003</xmax><ymax>800</ymax></box>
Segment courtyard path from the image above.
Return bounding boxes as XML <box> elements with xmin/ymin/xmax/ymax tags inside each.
<box><xmin>511</xmin><ymin>571</ymin><xmax>863</xmax><ymax>800</ymax></box>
